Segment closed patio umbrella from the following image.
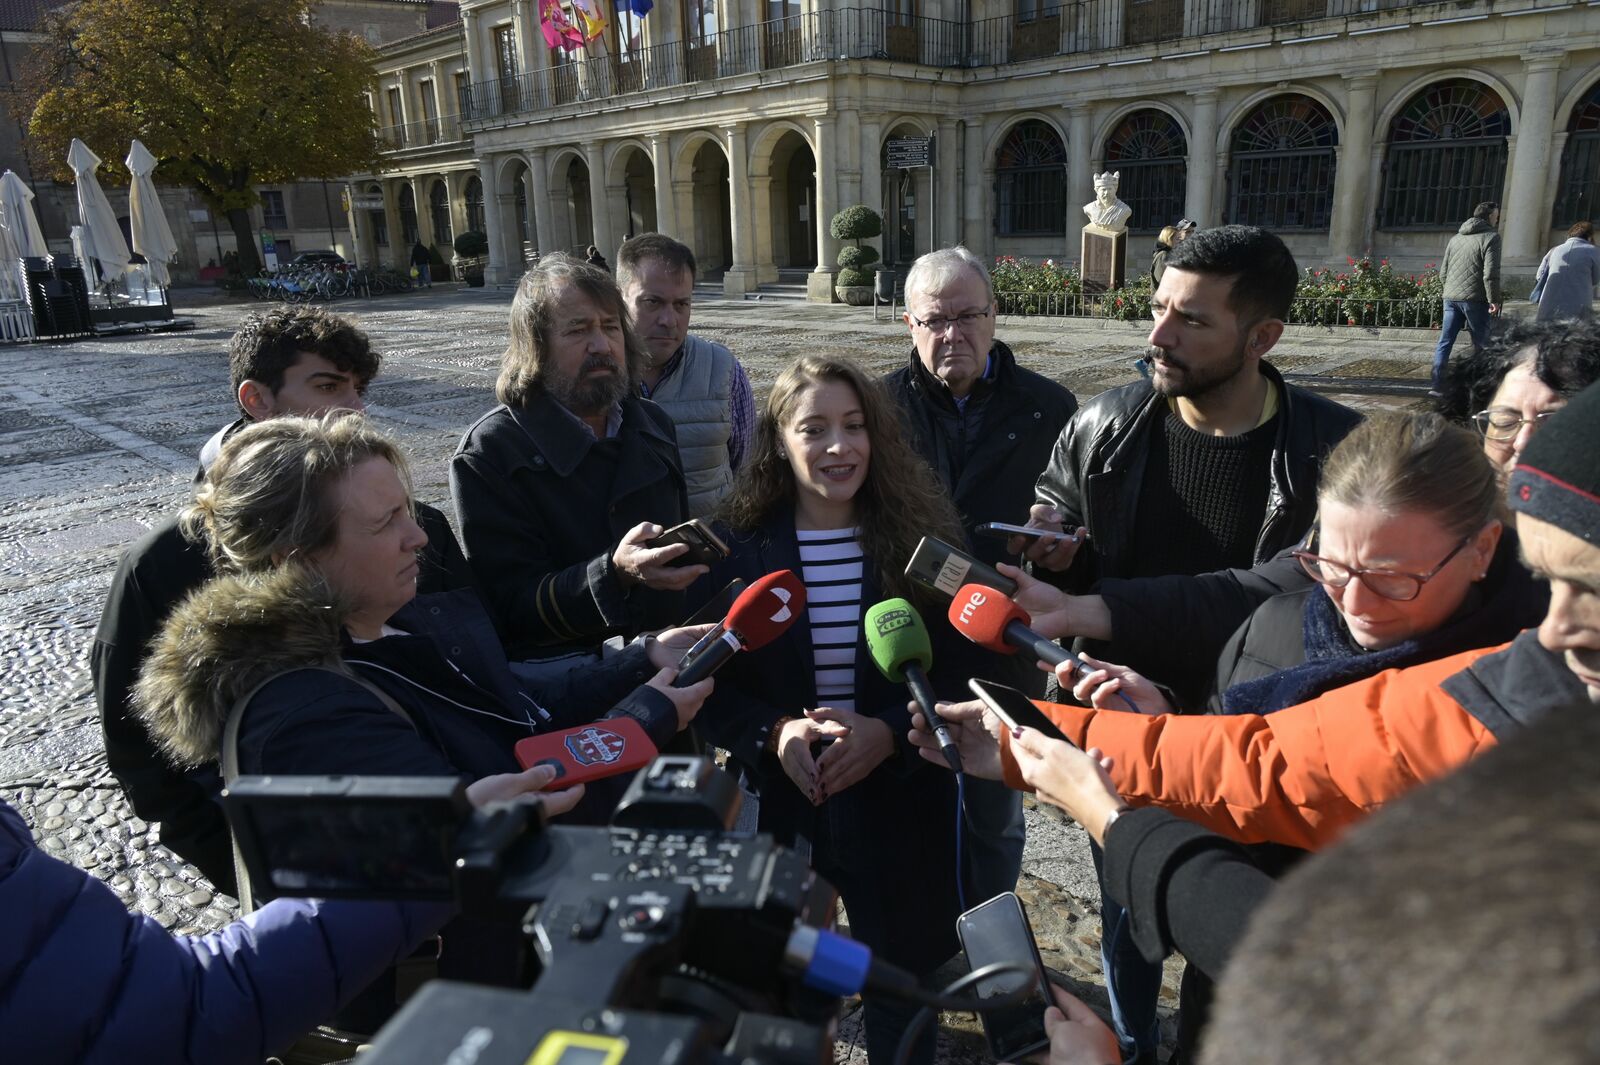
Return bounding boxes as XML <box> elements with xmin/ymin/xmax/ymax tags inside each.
<box><xmin>67</xmin><ymin>138</ymin><xmax>131</xmax><ymax>287</ymax></box>
<box><xmin>125</xmin><ymin>140</ymin><xmax>178</xmax><ymax>289</ymax></box>
<box><xmin>0</xmin><ymin>170</ymin><xmax>49</xmax><ymax>258</ymax></box>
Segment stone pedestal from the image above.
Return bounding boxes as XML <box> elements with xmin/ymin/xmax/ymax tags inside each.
<box><xmin>1081</xmin><ymin>225</ymin><xmax>1125</xmax><ymax>293</ymax></box>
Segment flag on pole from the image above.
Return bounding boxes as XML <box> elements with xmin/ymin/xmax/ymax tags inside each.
<box><xmin>569</xmin><ymin>0</ymin><xmax>610</xmax><ymax>40</ymax></box>
<box><xmin>630</xmin><ymin>0</ymin><xmax>655</xmax><ymax>17</ymax></box>
<box><xmin>539</xmin><ymin>0</ymin><xmax>585</xmax><ymax>50</ymax></box>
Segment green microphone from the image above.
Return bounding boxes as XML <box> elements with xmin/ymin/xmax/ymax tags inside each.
<box><xmin>865</xmin><ymin>598</ymin><xmax>963</xmax><ymax>773</ymax></box>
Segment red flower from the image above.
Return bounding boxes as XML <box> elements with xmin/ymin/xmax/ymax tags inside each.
<box><xmin>1347</xmin><ymin>256</ymin><xmax>1356</xmax><ymax>265</ymax></box>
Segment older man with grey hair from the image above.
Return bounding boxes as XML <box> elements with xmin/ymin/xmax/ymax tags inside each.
<box><xmin>882</xmin><ymin>245</ymin><xmax>1078</xmax><ymax>900</ymax></box>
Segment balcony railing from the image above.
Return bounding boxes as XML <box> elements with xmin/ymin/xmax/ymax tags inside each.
<box><xmin>378</xmin><ymin>114</ymin><xmax>465</xmax><ymax>151</ymax></box>
<box><xmin>461</xmin><ymin>0</ymin><xmax>1566</xmax><ymax>122</ymax></box>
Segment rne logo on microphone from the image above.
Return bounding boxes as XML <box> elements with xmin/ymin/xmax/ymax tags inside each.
<box><xmin>955</xmin><ymin>590</ymin><xmax>986</xmax><ymax>627</ymax></box>
<box><xmin>873</xmin><ymin>607</ymin><xmax>912</xmax><ymax>635</ymax></box>
<box><xmin>768</xmin><ymin>585</ymin><xmax>794</xmax><ymax>624</ymax></box>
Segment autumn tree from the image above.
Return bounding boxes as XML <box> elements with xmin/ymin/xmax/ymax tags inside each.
<box><xmin>25</xmin><ymin>0</ymin><xmax>384</xmax><ymax>274</ymax></box>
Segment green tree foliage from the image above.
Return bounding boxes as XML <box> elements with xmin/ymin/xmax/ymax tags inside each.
<box><xmin>25</xmin><ymin>0</ymin><xmax>383</xmax><ymax>274</ymax></box>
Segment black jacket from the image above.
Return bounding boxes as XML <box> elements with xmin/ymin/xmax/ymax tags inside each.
<box><xmin>1034</xmin><ymin>361</ymin><xmax>1362</xmax><ymax>594</ymax></box>
<box><xmin>91</xmin><ymin>505</ymin><xmax>471</xmax><ymax>893</ymax></box>
<box><xmin>451</xmin><ymin>391</ymin><xmax>688</xmax><ymax>661</ymax></box>
<box><xmin>883</xmin><ymin>340</ymin><xmax>1078</xmax><ymax>572</ymax></box>
<box><xmin>1207</xmin><ymin>529</ymin><xmax>1548</xmax><ymax>711</ymax></box>
<box><xmin>687</xmin><ymin>515</ymin><xmax>985</xmax><ymax>973</ymax></box>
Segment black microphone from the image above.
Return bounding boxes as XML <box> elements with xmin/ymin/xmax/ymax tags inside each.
<box><xmin>674</xmin><ymin>571</ymin><xmax>806</xmax><ymax>686</ymax></box>
<box><xmin>865</xmin><ymin>599</ymin><xmax>962</xmax><ymax>773</ymax></box>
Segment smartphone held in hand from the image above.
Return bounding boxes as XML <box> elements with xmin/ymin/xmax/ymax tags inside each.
<box><xmin>956</xmin><ymin>891</ymin><xmax>1055</xmax><ymax>1060</ymax></box>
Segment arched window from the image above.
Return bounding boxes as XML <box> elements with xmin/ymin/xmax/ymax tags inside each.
<box><xmin>465</xmin><ymin>176</ymin><xmax>485</xmax><ymax>234</ymax></box>
<box><xmin>429</xmin><ymin>181</ymin><xmax>452</xmax><ymax>247</ymax></box>
<box><xmin>1379</xmin><ymin>79</ymin><xmax>1509</xmax><ymax>229</ymax></box>
<box><xmin>995</xmin><ymin>120</ymin><xmax>1066</xmax><ymax>237</ymax></box>
<box><xmin>367</xmin><ymin>183</ymin><xmax>388</xmax><ymax>246</ymax></box>
<box><xmin>1554</xmin><ymin>81</ymin><xmax>1600</xmax><ymax>227</ymax></box>
<box><xmin>1103</xmin><ymin>109</ymin><xmax>1187</xmax><ymax>233</ymax></box>
<box><xmin>398</xmin><ymin>184</ymin><xmax>419</xmax><ymax>245</ymax></box>
<box><xmin>1226</xmin><ymin>95</ymin><xmax>1337</xmax><ymax>231</ymax></box>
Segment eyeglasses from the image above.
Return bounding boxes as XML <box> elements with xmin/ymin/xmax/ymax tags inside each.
<box><xmin>908</xmin><ymin>309</ymin><xmax>992</xmax><ymax>333</ymax></box>
<box><xmin>1471</xmin><ymin>407</ymin><xmax>1560</xmax><ymax>443</ymax></box>
<box><xmin>1292</xmin><ymin>536</ymin><xmax>1471</xmax><ymax>602</ymax></box>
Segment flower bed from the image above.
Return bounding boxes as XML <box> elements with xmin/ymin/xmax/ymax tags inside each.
<box><xmin>992</xmin><ymin>255</ymin><xmax>1443</xmax><ymax>328</ymax></box>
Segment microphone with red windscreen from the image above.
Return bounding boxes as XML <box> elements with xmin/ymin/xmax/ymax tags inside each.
<box><xmin>948</xmin><ymin>584</ymin><xmax>1140</xmax><ymax>712</ymax></box>
<box><xmin>674</xmin><ymin>570</ymin><xmax>807</xmax><ymax>686</ymax></box>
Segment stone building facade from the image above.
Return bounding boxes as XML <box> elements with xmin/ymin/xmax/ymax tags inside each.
<box><xmin>352</xmin><ymin>0</ymin><xmax>1600</xmax><ymax>298</ymax></box>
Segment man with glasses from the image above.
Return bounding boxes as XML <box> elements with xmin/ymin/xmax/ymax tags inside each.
<box><xmin>882</xmin><ymin>245</ymin><xmax>1077</xmax><ymax>902</ymax></box>
<box><xmin>1013</xmin><ymin>225</ymin><xmax>1358</xmax><ymax>1065</ymax></box>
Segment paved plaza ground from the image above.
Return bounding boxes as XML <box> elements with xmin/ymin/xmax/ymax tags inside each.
<box><xmin>0</xmin><ymin>285</ymin><xmax>1438</xmax><ymax>1061</ymax></box>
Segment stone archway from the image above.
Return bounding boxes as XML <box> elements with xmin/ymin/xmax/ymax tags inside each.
<box><xmin>548</xmin><ymin>150</ymin><xmax>594</xmax><ymax>255</ymax></box>
<box><xmin>881</xmin><ymin>121</ymin><xmax>933</xmax><ymax>267</ymax></box>
<box><xmin>683</xmin><ymin>138</ymin><xmax>732</xmax><ymax>275</ymax></box>
<box><xmin>766</xmin><ymin>130</ymin><xmax>817</xmax><ymax>271</ymax></box>
<box><xmin>608</xmin><ymin>144</ymin><xmax>658</xmax><ymax>242</ymax></box>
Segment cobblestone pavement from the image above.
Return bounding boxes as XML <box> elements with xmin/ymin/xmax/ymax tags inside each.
<box><xmin>0</xmin><ymin>286</ymin><xmax>1435</xmax><ymax>1061</ymax></box>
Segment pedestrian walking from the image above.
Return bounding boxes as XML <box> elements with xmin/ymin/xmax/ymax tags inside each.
<box><xmin>1530</xmin><ymin>221</ymin><xmax>1600</xmax><ymax>322</ymax></box>
<box><xmin>409</xmin><ymin>240</ymin><xmax>433</xmax><ymax>287</ymax></box>
<box><xmin>1430</xmin><ymin>202</ymin><xmax>1502</xmax><ymax>393</ymax></box>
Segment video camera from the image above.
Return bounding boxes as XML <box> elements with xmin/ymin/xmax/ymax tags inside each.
<box><xmin>224</xmin><ymin>757</ymin><xmax>852</xmax><ymax>1065</ymax></box>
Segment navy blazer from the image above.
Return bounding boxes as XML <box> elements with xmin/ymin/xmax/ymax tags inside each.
<box><xmin>689</xmin><ymin>514</ymin><xmax>992</xmax><ymax>971</ymax></box>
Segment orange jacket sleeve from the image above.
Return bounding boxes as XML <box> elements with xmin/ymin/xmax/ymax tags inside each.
<box><xmin>999</xmin><ymin>643</ymin><xmax>1506</xmax><ymax>850</ymax></box>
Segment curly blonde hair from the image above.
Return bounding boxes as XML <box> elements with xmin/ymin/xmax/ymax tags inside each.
<box><xmin>717</xmin><ymin>354</ymin><xmax>962</xmax><ymax>604</ymax></box>
<box><xmin>183</xmin><ymin>414</ymin><xmax>414</xmax><ymax>575</ymax></box>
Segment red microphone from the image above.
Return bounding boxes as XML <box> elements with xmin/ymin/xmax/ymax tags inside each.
<box><xmin>947</xmin><ymin>583</ymin><xmax>1073</xmax><ymax>667</ymax></box>
<box><xmin>514</xmin><ymin>716</ymin><xmax>656</xmax><ymax>786</ymax></box>
<box><xmin>675</xmin><ymin>570</ymin><xmax>806</xmax><ymax>685</ymax></box>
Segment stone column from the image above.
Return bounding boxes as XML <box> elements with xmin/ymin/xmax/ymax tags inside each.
<box><xmin>462</xmin><ymin>8</ymin><xmax>487</xmax><ymax>83</ymax></box>
<box><xmin>810</xmin><ymin>114</ymin><xmax>840</xmax><ymax>301</ymax></box>
<box><xmin>1328</xmin><ymin>74</ymin><xmax>1378</xmax><ymax>261</ymax></box>
<box><xmin>513</xmin><ymin>0</ymin><xmax>541</xmax><ymax>75</ymax></box>
<box><xmin>650</xmin><ymin>133</ymin><xmax>678</xmax><ymax>238</ymax></box>
<box><xmin>836</xmin><ymin>108</ymin><xmax>862</xmax><ymax>213</ymax></box>
<box><xmin>1065</xmin><ymin>104</ymin><xmax>1092</xmax><ymax>265</ymax></box>
<box><xmin>584</xmin><ymin>142</ymin><xmax>616</xmax><ymax>264</ymax></box>
<box><xmin>481</xmin><ymin>156</ymin><xmax>513</xmax><ymax>284</ymax></box>
<box><xmin>673</xmin><ymin>179</ymin><xmax>696</xmax><ymax>267</ymax></box>
<box><xmin>860</xmin><ymin>118</ymin><xmax>884</xmax><ymax>263</ymax></box>
<box><xmin>1185</xmin><ymin>89</ymin><xmax>1219</xmax><ymax>228</ymax></box>
<box><xmin>1502</xmin><ymin>52</ymin><xmax>1566</xmax><ymax>266</ymax></box>
<box><xmin>724</xmin><ymin>124</ymin><xmax>758</xmax><ymax>297</ymax></box>
<box><xmin>937</xmin><ymin>117</ymin><xmax>959</xmax><ymax>248</ymax></box>
<box><xmin>410</xmin><ymin>175</ymin><xmax>435</xmax><ymax>248</ymax></box>
<box><xmin>528</xmin><ymin>148</ymin><xmax>553</xmax><ymax>255</ymax></box>
<box><xmin>751</xmin><ymin>173</ymin><xmax>777</xmax><ymax>282</ymax></box>
<box><xmin>382</xmin><ymin>178</ymin><xmax>405</xmax><ymax>268</ymax></box>
<box><xmin>962</xmin><ymin>116</ymin><xmax>987</xmax><ymax>253</ymax></box>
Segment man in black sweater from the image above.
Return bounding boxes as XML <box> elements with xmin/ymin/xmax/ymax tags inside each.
<box><xmin>1018</xmin><ymin>225</ymin><xmax>1359</xmax><ymax>1065</ymax></box>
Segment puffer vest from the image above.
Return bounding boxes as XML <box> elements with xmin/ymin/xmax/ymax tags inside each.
<box><xmin>648</xmin><ymin>334</ymin><xmax>735</xmax><ymax>516</ymax></box>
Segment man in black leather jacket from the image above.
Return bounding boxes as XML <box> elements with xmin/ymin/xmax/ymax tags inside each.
<box><xmin>1015</xmin><ymin>225</ymin><xmax>1359</xmax><ymax>1065</ymax></box>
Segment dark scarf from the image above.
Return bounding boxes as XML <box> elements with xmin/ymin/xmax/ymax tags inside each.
<box><xmin>1220</xmin><ymin>532</ymin><xmax>1547</xmax><ymax>715</ymax></box>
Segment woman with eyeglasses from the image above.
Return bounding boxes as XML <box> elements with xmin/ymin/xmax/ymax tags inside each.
<box><xmin>1058</xmin><ymin>412</ymin><xmax>1544</xmax><ymax>722</ymax></box>
<box><xmin>1442</xmin><ymin>315</ymin><xmax>1600</xmax><ymax>476</ymax></box>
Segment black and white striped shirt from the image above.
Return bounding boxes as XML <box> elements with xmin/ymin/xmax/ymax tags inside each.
<box><xmin>797</xmin><ymin>527</ymin><xmax>864</xmax><ymax>712</ymax></box>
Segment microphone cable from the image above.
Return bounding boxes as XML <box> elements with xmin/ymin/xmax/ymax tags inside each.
<box><xmin>889</xmin><ymin>961</ymin><xmax>1039</xmax><ymax>1065</ymax></box>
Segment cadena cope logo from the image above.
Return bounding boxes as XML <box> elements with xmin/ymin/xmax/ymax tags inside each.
<box><xmin>767</xmin><ymin>585</ymin><xmax>794</xmax><ymax>624</ymax></box>
<box><xmin>565</xmin><ymin>726</ymin><xmax>627</xmax><ymax>766</ymax></box>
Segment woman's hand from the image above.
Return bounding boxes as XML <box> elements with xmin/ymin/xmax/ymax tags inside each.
<box><xmin>809</xmin><ymin>708</ymin><xmax>894</xmax><ymax>799</ymax></box>
<box><xmin>1010</xmin><ymin>731</ymin><xmax>1128</xmax><ymax>845</ymax></box>
<box><xmin>643</xmin><ymin>667</ymin><xmax>714</xmax><ymax>731</ymax></box>
<box><xmin>1016</xmin><ymin>985</ymin><xmax>1120</xmax><ymax>1065</ymax></box>
<box><xmin>1056</xmin><ymin>654</ymin><xmax>1171</xmax><ymax>715</ymax></box>
<box><xmin>907</xmin><ymin>699</ymin><xmax>1006</xmax><ymax>780</ymax></box>
<box><xmin>996</xmin><ymin>564</ymin><xmax>1113</xmax><ymax>643</ymax></box>
<box><xmin>775</xmin><ymin>715</ymin><xmax>849</xmax><ymax>804</ymax></box>
<box><xmin>1010</xmin><ymin>505</ymin><xmax>1088</xmax><ymax>573</ymax></box>
<box><xmin>464</xmin><ymin>763</ymin><xmax>587</xmax><ymax>817</ymax></box>
<box><xmin>645</xmin><ymin>623</ymin><xmax>718</xmax><ymax>671</ymax></box>
<box><xmin>612</xmin><ymin>522</ymin><xmax>709</xmax><ymax>591</ymax></box>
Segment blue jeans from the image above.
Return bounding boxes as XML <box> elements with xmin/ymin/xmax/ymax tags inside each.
<box><xmin>961</xmin><ymin>775</ymin><xmax>1026</xmax><ymax>904</ymax></box>
<box><xmin>1431</xmin><ymin>299</ymin><xmax>1490</xmax><ymax>390</ymax></box>
<box><xmin>1092</xmin><ymin>842</ymin><xmax>1163</xmax><ymax>1064</ymax></box>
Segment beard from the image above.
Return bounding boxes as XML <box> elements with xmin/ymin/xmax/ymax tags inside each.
<box><xmin>546</xmin><ymin>353</ymin><xmax>631</xmax><ymax>416</ymax></box>
<box><xmin>1143</xmin><ymin>340</ymin><xmax>1249</xmax><ymax>400</ymax></box>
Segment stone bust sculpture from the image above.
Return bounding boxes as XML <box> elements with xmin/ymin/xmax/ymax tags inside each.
<box><xmin>1083</xmin><ymin>171</ymin><xmax>1132</xmax><ymax>233</ymax></box>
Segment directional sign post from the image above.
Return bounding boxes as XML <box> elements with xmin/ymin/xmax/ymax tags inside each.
<box><xmin>886</xmin><ymin>136</ymin><xmax>933</xmax><ymax>169</ymax></box>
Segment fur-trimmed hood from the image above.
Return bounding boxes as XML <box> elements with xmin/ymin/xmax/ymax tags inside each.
<box><xmin>133</xmin><ymin>565</ymin><xmax>349</xmax><ymax>767</ymax></box>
